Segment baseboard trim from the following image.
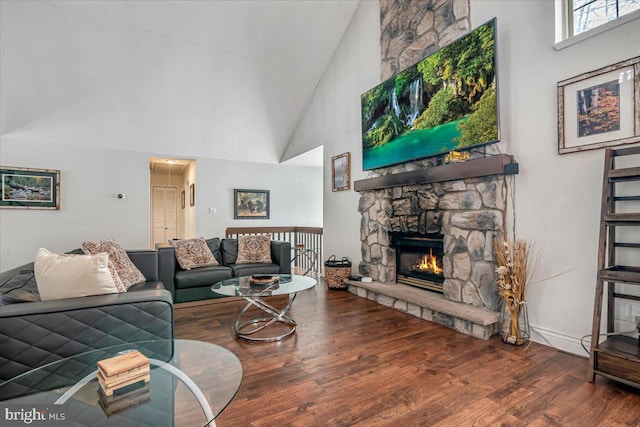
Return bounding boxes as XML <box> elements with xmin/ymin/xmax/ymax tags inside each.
<box><xmin>529</xmin><ymin>324</ymin><xmax>589</xmax><ymax>358</ymax></box>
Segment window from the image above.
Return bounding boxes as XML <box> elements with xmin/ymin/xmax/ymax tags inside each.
<box><xmin>571</xmin><ymin>0</ymin><xmax>640</xmax><ymax>35</ymax></box>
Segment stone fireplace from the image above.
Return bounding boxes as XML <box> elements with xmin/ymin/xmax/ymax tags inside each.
<box><xmin>348</xmin><ymin>154</ymin><xmax>517</xmax><ymax>339</ymax></box>
<box><xmin>343</xmin><ymin>0</ymin><xmax>517</xmax><ymax>339</ymax></box>
<box><xmin>357</xmin><ymin>170</ymin><xmax>506</xmax><ymax>313</ymax></box>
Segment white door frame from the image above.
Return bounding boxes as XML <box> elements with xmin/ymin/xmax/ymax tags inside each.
<box><xmin>150</xmin><ymin>184</ymin><xmax>179</xmax><ymax>248</ymax></box>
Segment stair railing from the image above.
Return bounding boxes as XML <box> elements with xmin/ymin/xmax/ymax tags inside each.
<box><xmin>225</xmin><ymin>227</ymin><xmax>323</xmax><ymax>276</ymax></box>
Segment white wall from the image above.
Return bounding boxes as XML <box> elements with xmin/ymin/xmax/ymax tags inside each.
<box><xmin>0</xmin><ymin>137</ymin><xmax>151</xmax><ymax>270</ymax></box>
<box><xmin>287</xmin><ymin>1</ymin><xmax>381</xmax><ymax>265</ymax></box>
<box><xmin>0</xmin><ymin>136</ymin><xmax>322</xmax><ymax>271</ymax></box>
<box><xmin>1</xmin><ymin>0</ymin><xmax>327</xmax><ymax>272</ymax></box>
<box><xmin>470</xmin><ymin>1</ymin><xmax>640</xmax><ymax>354</ymax></box>
<box><xmin>195</xmin><ymin>158</ymin><xmax>323</xmax><ymax>238</ymax></box>
<box><xmin>287</xmin><ymin>0</ymin><xmax>640</xmax><ymax>355</ymax></box>
<box><xmin>0</xmin><ymin>0</ymin><xmax>357</xmax><ymax>165</ymax></box>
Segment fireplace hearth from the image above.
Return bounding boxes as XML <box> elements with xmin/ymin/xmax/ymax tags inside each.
<box><xmin>391</xmin><ymin>232</ymin><xmax>444</xmax><ymax>293</ymax></box>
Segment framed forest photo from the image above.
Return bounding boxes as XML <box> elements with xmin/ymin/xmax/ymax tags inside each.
<box><xmin>332</xmin><ymin>152</ymin><xmax>350</xmax><ymax>192</ymax></box>
<box><xmin>234</xmin><ymin>189</ymin><xmax>270</xmax><ymax>219</ymax></box>
<box><xmin>1</xmin><ymin>167</ymin><xmax>60</xmax><ymax>210</ymax></box>
<box><xmin>558</xmin><ymin>57</ymin><xmax>639</xmax><ymax>154</ymax></box>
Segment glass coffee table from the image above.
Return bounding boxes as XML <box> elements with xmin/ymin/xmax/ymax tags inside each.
<box><xmin>212</xmin><ymin>274</ymin><xmax>316</xmax><ymax>342</ymax></box>
<box><xmin>0</xmin><ymin>339</ymin><xmax>242</xmax><ymax>427</ymax></box>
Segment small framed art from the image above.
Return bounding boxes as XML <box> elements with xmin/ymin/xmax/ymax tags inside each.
<box><xmin>558</xmin><ymin>56</ymin><xmax>639</xmax><ymax>154</ymax></box>
<box><xmin>1</xmin><ymin>167</ymin><xmax>60</xmax><ymax>210</ymax></box>
<box><xmin>234</xmin><ymin>189</ymin><xmax>269</xmax><ymax>219</ymax></box>
<box><xmin>332</xmin><ymin>152</ymin><xmax>350</xmax><ymax>192</ymax></box>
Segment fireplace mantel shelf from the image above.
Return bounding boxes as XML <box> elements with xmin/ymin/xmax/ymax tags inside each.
<box><xmin>354</xmin><ymin>154</ymin><xmax>518</xmax><ymax>192</ymax></box>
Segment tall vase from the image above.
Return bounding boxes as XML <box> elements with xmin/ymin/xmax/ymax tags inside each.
<box><xmin>500</xmin><ymin>302</ymin><xmax>530</xmax><ymax>345</ymax></box>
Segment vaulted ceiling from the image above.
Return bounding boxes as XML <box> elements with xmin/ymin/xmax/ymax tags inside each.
<box><xmin>0</xmin><ymin>0</ymin><xmax>359</xmax><ymax>166</ymax></box>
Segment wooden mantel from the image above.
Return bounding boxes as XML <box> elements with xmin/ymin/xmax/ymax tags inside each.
<box><xmin>353</xmin><ymin>154</ymin><xmax>518</xmax><ymax>192</ymax></box>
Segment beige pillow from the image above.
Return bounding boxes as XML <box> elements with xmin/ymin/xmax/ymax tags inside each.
<box><xmin>34</xmin><ymin>248</ymin><xmax>119</xmax><ymax>301</ymax></box>
<box><xmin>82</xmin><ymin>239</ymin><xmax>146</xmax><ymax>289</ymax></box>
<box><xmin>236</xmin><ymin>234</ymin><xmax>272</xmax><ymax>264</ymax></box>
<box><xmin>172</xmin><ymin>237</ymin><xmax>218</xmax><ymax>270</ymax></box>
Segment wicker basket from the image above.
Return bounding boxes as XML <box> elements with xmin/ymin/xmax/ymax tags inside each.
<box><xmin>324</xmin><ymin>255</ymin><xmax>352</xmax><ymax>290</ymax></box>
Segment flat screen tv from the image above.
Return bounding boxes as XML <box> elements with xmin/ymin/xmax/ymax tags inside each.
<box><xmin>361</xmin><ymin>18</ymin><xmax>499</xmax><ymax>170</ymax></box>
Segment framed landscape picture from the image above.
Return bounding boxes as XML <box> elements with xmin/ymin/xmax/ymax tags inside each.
<box><xmin>332</xmin><ymin>152</ymin><xmax>350</xmax><ymax>192</ymax></box>
<box><xmin>558</xmin><ymin>56</ymin><xmax>639</xmax><ymax>154</ymax></box>
<box><xmin>234</xmin><ymin>189</ymin><xmax>269</xmax><ymax>219</ymax></box>
<box><xmin>1</xmin><ymin>167</ymin><xmax>60</xmax><ymax>210</ymax></box>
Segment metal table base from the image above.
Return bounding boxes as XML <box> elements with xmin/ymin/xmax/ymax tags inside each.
<box><xmin>234</xmin><ymin>289</ymin><xmax>299</xmax><ymax>342</ymax></box>
<box><xmin>212</xmin><ymin>275</ymin><xmax>317</xmax><ymax>343</ymax></box>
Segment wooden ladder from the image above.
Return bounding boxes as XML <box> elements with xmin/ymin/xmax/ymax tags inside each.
<box><xmin>588</xmin><ymin>146</ymin><xmax>640</xmax><ymax>388</ymax></box>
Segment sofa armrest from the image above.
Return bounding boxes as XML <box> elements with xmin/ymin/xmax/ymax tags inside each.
<box><xmin>127</xmin><ymin>249</ymin><xmax>159</xmax><ymax>281</ymax></box>
<box><xmin>271</xmin><ymin>240</ymin><xmax>291</xmax><ymax>274</ymax></box>
<box><xmin>0</xmin><ymin>289</ymin><xmax>172</xmax><ymax>317</ymax></box>
<box><xmin>0</xmin><ymin>290</ymin><xmax>174</xmax><ymax>383</ymax></box>
<box><xmin>157</xmin><ymin>245</ymin><xmax>176</xmax><ymax>298</ymax></box>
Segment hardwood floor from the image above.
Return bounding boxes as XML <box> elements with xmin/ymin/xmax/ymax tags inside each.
<box><xmin>174</xmin><ymin>279</ymin><xmax>640</xmax><ymax>426</ymax></box>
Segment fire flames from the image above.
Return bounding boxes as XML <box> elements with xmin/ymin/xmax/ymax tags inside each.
<box><xmin>415</xmin><ymin>249</ymin><xmax>443</xmax><ymax>275</ymax></box>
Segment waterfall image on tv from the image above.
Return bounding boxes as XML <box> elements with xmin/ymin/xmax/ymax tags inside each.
<box><xmin>361</xmin><ymin>19</ymin><xmax>499</xmax><ymax>170</ymax></box>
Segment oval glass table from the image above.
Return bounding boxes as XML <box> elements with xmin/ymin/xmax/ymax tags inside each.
<box><xmin>212</xmin><ymin>274</ymin><xmax>316</xmax><ymax>342</ymax></box>
<box><xmin>0</xmin><ymin>339</ymin><xmax>242</xmax><ymax>427</ymax></box>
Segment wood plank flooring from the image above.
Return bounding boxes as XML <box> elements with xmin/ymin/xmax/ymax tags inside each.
<box><xmin>174</xmin><ymin>279</ymin><xmax>640</xmax><ymax>426</ymax></box>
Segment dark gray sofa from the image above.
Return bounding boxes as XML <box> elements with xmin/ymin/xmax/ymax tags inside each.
<box><xmin>0</xmin><ymin>249</ymin><xmax>174</xmax><ymax>387</ymax></box>
<box><xmin>158</xmin><ymin>237</ymin><xmax>291</xmax><ymax>303</ymax></box>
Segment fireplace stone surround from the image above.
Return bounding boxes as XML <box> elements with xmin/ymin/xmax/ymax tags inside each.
<box><xmin>344</xmin><ymin>0</ymin><xmax>512</xmax><ymax>339</ymax></box>
<box><xmin>349</xmin><ymin>154</ymin><xmax>516</xmax><ymax>339</ymax></box>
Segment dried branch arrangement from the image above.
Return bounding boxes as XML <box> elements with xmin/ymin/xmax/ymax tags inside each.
<box><xmin>494</xmin><ymin>238</ymin><xmax>534</xmax><ymax>345</ymax></box>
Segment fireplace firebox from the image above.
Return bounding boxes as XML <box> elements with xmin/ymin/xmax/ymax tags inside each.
<box><xmin>390</xmin><ymin>232</ymin><xmax>444</xmax><ymax>293</ymax></box>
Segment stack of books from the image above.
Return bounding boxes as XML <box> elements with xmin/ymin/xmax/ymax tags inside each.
<box><xmin>97</xmin><ymin>350</ymin><xmax>150</xmax><ymax>397</ymax></box>
<box><xmin>98</xmin><ymin>383</ymin><xmax>151</xmax><ymax>416</ymax></box>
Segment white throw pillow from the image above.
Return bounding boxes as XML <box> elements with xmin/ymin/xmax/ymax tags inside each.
<box><xmin>34</xmin><ymin>248</ymin><xmax>119</xmax><ymax>301</ymax></box>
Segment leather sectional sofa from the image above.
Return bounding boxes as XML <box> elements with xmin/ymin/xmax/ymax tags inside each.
<box><xmin>0</xmin><ymin>237</ymin><xmax>292</xmax><ymax>389</ymax></box>
<box><xmin>0</xmin><ymin>249</ymin><xmax>174</xmax><ymax>388</ymax></box>
<box><xmin>158</xmin><ymin>237</ymin><xmax>291</xmax><ymax>303</ymax></box>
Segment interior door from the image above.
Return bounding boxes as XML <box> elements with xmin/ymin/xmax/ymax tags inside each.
<box><xmin>153</xmin><ymin>186</ymin><xmax>178</xmax><ymax>247</ymax></box>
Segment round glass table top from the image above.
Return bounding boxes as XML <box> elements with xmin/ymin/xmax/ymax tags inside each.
<box><xmin>212</xmin><ymin>274</ymin><xmax>316</xmax><ymax>297</ymax></box>
<box><xmin>0</xmin><ymin>339</ymin><xmax>242</xmax><ymax>427</ymax></box>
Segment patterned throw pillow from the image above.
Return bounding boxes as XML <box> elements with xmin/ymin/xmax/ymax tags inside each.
<box><xmin>172</xmin><ymin>237</ymin><xmax>218</xmax><ymax>270</ymax></box>
<box><xmin>82</xmin><ymin>239</ymin><xmax>146</xmax><ymax>289</ymax></box>
<box><xmin>236</xmin><ymin>234</ymin><xmax>272</xmax><ymax>264</ymax></box>
<box><xmin>106</xmin><ymin>261</ymin><xmax>127</xmax><ymax>293</ymax></box>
